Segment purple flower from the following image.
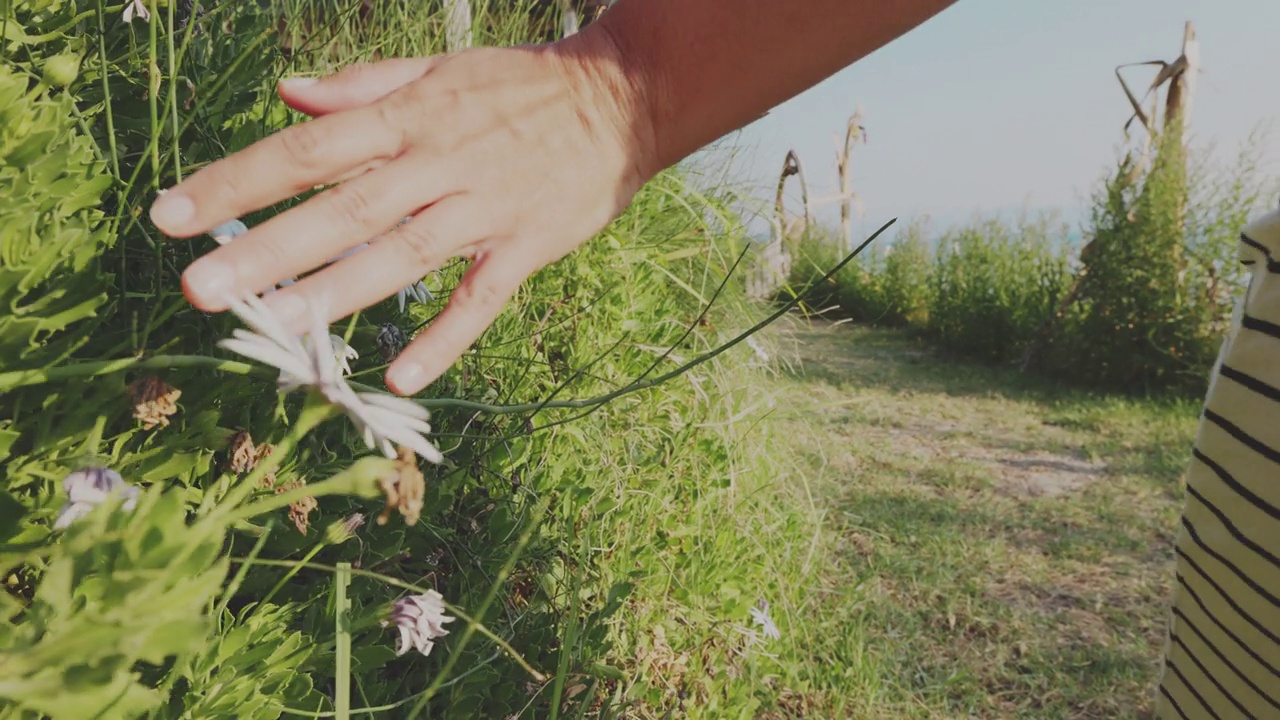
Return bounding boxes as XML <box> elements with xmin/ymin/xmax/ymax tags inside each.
<box><xmin>383</xmin><ymin>590</ymin><xmax>456</xmax><ymax>657</ymax></box>
<box><xmin>53</xmin><ymin>467</ymin><xmax>140</xmax><ymax>529</ymax></box>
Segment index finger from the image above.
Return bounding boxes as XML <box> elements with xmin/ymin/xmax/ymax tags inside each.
<box><xmin>148</xmin><ymin>101</ymin><xmax>409</xmax><ymax>238</ymax></box>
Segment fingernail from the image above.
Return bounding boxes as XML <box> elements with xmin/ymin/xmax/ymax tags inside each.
<box><xmin>183</xmin><ymin>257</ymin><xmax>234</xmax><ymax>304</ymax></box>
<box><xmin>279</xmin><ymin>77</ymin><xmax>319</xmax><ymax>90</ymax></box>
<box><xmin>151</xmin><ymin>191</ymin><xmax>195</xmax><ymax>230</ymax></box>
<box><xmin>386</xmin><ymin>361</ymin><xmax>426</xmax><ymax>395</ymax></box>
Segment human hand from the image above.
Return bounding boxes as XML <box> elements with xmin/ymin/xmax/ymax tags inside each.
<box><xmin>149</xmin><ymin>30</ymin><xmax>659</xmax><ymax>396</ymax></box>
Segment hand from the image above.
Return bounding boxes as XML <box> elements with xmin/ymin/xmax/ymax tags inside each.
<box><xmin>149</xmin><ymin>30</ymin><xmax>659</xmax><ymax>396</ymax></box>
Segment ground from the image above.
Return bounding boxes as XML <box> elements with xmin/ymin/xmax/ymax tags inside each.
<box><xmin>755</xmin><ymin>317</ymin><xmax>1200</xmax><ymax>719</ymax></box>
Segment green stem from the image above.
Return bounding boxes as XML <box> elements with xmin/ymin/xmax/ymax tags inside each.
<box><xmin>334</xmin><ymin>563</ymin><xmax>352</xmax><ymax>720</ymax></box>
<box><xmin>0</xmin><ymin>354</ymin><xmax>267</xmax><ymax>392</ymax></box>
<box><xmin>225</xmin><ymin>455</ymin><xmax>388</xmax><ymax>525</ymax></box>
<box><xmin>166</xmin><ymin>0</ymin><xmax>181</xmax><ymax>183</ymax></box>
<box><xmin>260</xmin><ymin>542</ymin><xmax>325</xmax><ymax>608</ymax></box>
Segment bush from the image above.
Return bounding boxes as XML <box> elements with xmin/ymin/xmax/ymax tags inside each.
<box><xmin>927</xmin><ymin>214</ymin><xmax>1071</xmax><ymax>364</ymax></box>
<box><xmin>785</xmin><ymin>125</ymin><xmax>1274</xmax><ymax>395</ymax></box>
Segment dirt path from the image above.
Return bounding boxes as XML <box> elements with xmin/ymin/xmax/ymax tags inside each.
<box><xmin>760</xmin><ymin>317</ymin><xmax>1198</xmax><ymax>719</ymax></box>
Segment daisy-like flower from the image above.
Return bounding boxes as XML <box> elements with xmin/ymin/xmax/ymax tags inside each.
<box><xmin>328</xmin><ymin>334</ymin><xmax>359</xmax><ymax>376</ymax></box>
<box><xmin>397</xmin><ymin>280</ymin><xmax>433</xmax><ymax>313</ymax></box>
<box><xmin>122</xmin><ymin>0</ymin><xmax>149</xmax><ymax>23</ymax></box>
<box><xmin>749</xmin><ymin>599</ymin><xmax>781</xmax><ymax>641</ymax></box>
<box><xmin>217</xmin><ymin>293</ymin><xmax>444</xmax><ymax>464</ymax></box>
<box><xmin>382</xmin><ymin>590</ymin><xmax>456</xmax><ymax>657</ymax></box>
<box><xmin>53</xmin><ymin>467</ymin><xmax>140</xmax><ymax>530</ymax></box>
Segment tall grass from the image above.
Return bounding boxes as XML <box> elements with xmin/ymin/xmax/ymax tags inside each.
<box><xmin>0</xmin><ymin>2</ymin><xmax>846</xmax><ymax>718</ymax></box>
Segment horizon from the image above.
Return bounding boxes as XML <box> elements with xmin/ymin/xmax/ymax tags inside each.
<box><xmin>688</xmin><ymin>0</ymin><xmax>1280</xmax><ymax>244</ymax></box>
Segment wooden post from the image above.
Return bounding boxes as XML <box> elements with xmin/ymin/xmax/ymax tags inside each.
<box><xmin>444</xmin><ymin>0</ymin><xmax>472</xmax><ymax>51</ymax></box>
<box><xmin>775</xmin><ymin>150</ymin><xmax>811</xmax><ymax>241</ymax></box>
<box><xmin>834</xmin><ymin>109</ymin><xmax>866</xmax><ymax>255</ymax></box>
<box><xmin>1164</xmin><ymin>21</ymin><xmax>1198</xmax><ymax>147</ymax></box>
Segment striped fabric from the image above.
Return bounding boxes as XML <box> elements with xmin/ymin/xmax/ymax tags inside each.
<box><xmin>1155</xmin><ymin>207</ymin><xmax>1280</xmax><ymax>719</ymax></box>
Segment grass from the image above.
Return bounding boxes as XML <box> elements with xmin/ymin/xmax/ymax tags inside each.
<box><xmin>730</xmin><ymin>317</ymin><xmax>1200</xmax><ymax>719</ymax></box>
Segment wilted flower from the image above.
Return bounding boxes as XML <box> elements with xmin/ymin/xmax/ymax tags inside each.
<box><xmin>53</xmin><ymin>467</ymin><xmax>140</xmax><ymax>529</ymax></box>
<box><xmin>122</xmin><ymin>0</ymin><xmax>149</xmax><ymax>23</ymax></box>
<box><xmin>383</xmin><ymin>590</ymin><xmax>456</xmax><ymax>657</ymax></box>
<box><xmin>226</xmin><ymin>430</ymin><xmax>258</xmax><ymax>474</ymax></box>
<box><xmin>376</xmin><ymin>445</ymin><xmax>425</xmax><ymax>526</ymax></box>
<box><xmin>218</xmin><ymin>293</ymin><xmax>444</xmax><ymax>464</ymax></box>
<box><xmin>277</xmin><ymin>479</ymin><xmax>317</xmax><ymax>535</ymax></box>
<box><xmin>127</xmin><ymin>375</ymin><xmax>182</xmax><ymax>429</ymax></box>
<box><xmin>324</xmin><ymin>512</ymin><xmax>366</xmax><ymax>545</ymax></box>
<box><xmin>376</xmin><ymin>323</ymin><xmax>406</xmax><ymax>363</ymax></box>
<box><xmin>750</xmin><ymin>599</ymin><xmax>780</xmax><ymax>641</ymax></box>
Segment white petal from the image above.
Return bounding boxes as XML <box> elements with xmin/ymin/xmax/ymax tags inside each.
<box><xmin>53</xmin><ymin>501</ymin><xmax>92</xmax><ymax>529</ymax></box>
<box><xmin>219</xmin><ymin>337</ymin><xmax>316</xmax><ymax>384</ymax></box>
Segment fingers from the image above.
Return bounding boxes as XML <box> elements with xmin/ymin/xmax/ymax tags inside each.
<box><xmin>150</xmin><ymin>100</ymin><xmax>411</xmax><ymax>239</ymax></box>
<box><xmin>386</xmin><ymin>251</ymin><xmax>532</xmax><ymax>396</ymax></box>
<box><xmin>256</xmin><ymin>194</ymin><xmax>489</xmax><ymax>335</ymax></box>
<box><xmin>278</xmin><ymin>58</ymin><xmax>438</xmax><ymax>116</ymax></box>
<box><xmin>181</xmin><ymin>155</ymin><xmax>452</xmax><ymax>311</ymax></box>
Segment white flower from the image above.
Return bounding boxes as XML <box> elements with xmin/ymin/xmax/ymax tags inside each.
<box><xmin>397</xmin><ymin>281</ymin><xmax>433</xmax><ymax>313</ymax></box>
<box><xmin>217</xmin><ymin>293</ymin><xmax>444</xmax><ymax>464</ymax></box>
<box><xmin>383</xmin><ymin>590</ymin><xmax>456</xmax><ymax>657</ymax></box>
<box><xmin>53</xmin><ymin>467</ymin><xmax>140</xmax><ymax>529</ymax></box>
<box><xmin>749</xmin><ymin>600</ymin><xmax>780</xmax><ymax>641</ymax></box>
<box><xmin>122</xmin><ymin>0</ymin><xmax>149</xmax><ymax>23</ymax></box>
<box><xmin>328</xmin><ymin>334</ymin><xmax>358</xmax><ymax>376</ymax></box>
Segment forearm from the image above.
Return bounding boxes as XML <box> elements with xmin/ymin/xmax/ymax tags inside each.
<box><xmin>588</xmin><ymin>0</ymin><xmax>959</xmax><ymax>171</ymax></box>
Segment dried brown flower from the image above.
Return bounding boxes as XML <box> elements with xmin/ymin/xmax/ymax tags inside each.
<box><xmin>226</xmin><ymin>430</ymin><xmax>257</xmax><ymax>474</ymax></box>
<box><xmin>127</xmin><ymin>376</ymin><xmax>181</xmax><ymax>430</ymax></box>
<box><xmin>377</xmin><ymin>445</ymin><xmax>425</xmax><ymax>527</ymax></box>
<box><xmin>254</xmin><ymin>443</ymin><xmax>277</xmax><ymax>488</ymax></box>
<box><xmin>276</xmin><ymin>478</ymin><xmax>317</xmax><ymax>535</ymax></box>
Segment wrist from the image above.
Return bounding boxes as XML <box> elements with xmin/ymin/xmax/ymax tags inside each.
<box><xmin>550</xmin><ymin>16</ymin><xmax>671</xmax><ymax>184</ymax></box>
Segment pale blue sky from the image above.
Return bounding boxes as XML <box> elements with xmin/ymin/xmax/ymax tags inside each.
<box><xmin>710</xmin><ymin>0</ymin><xmax>1280</xmax><ymax>240</ymax></box>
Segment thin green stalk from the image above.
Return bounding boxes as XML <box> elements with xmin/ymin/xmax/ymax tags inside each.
<box><xmin>167</xmin><ymin>0</ymin><xmax>181</xmax><ymax>183</ymax></box>
<box><xmin>0</xmin><ymin>354</ymin><xmax>267</xmax><ymax>392</ymax></box>
<box><xmin>225</xmin><ymin>455</ymin><xmax>387</xmax><ymax>525</ymax></box>
<box><xmin>214</xmin><ymin>519</ymin><xmax>275</xmax><ymax>619</ymax></box>
<box><xmin>259</xmin><ymin>542</ymin><xmax>326</xmax><ymax>608</ymax></box>
<box><xmin>334</xmin><ymin>562</ymin><xmax>353</xmax><ymax>720</ymax></box>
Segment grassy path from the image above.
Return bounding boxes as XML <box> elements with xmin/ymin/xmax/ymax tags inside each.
<box><xmin>756</xmin><ymin>318</ymin><xmax>1201</xmax><ymax>719</ymax></box>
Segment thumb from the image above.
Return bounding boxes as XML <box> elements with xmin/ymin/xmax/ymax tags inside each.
<box><xmin>278</xmin><ymin>57</ymin><xmax>439</xmax><ymax>116</ymax></box>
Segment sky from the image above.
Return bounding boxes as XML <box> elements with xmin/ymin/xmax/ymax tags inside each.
<box><xmin>701</xmin><ymin>0</ymin><xmax>1280</xmax><ymax>241</ymax></box>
